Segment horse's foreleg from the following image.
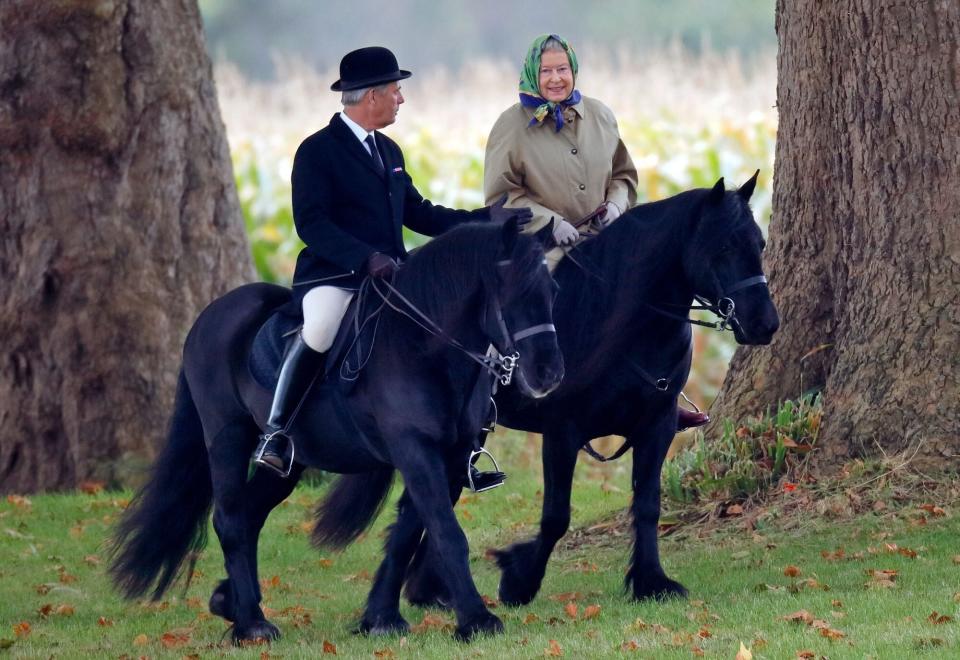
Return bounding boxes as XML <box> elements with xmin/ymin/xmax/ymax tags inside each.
<box><xmin>395</xmin><ymin>446</ymin><xmax>501</xmax><ymax>641</ymax></box>
<box><xmin>494</xmin><ymin>424</ymin><xmax>580</xmax><ymax>606</ymax></box>
<box><xmin>358</xmin><ymin>489</ymin><xmax>424</xmax><ymax>635</ymax></box>
<box><xmin>208</xmin><ymin>423</ymin><xmax>280</xmax><ymax>643</ymax></box>
<box><xmin>210</xmin><ymin>464</ymin><xmax>306</xmax><ymax>622</ymax></box>
<box><xmin>403</xmin><ymin>481</ymin><xmax>463</xmax><ymax>609</ymax></box>
<box><xmin>626</xmin><ymin>415</ymin><xmax>687</xmax><ymax>600</ymax></box>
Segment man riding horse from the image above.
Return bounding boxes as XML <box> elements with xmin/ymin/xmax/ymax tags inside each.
<box><xmin>253</xmin><ymin>46</ymin><xmax>531</xmax><ymax>478</ymax></box>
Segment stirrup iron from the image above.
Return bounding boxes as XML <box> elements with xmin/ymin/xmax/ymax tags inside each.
<box><xmin>467</xmin><ymin>447</ymin><xmax>506</xmax><ymax>493</ymax></box>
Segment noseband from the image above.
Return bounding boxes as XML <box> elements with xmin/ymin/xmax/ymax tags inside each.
<box><xmin>487</xmin><ymin>258</ymin><xmax>557</xmax><ymax>385</ymax></box>
<box><xmin>696</xmin><ymin>274</ymin><xmax>769</xmax><ymax>332</ymax></box>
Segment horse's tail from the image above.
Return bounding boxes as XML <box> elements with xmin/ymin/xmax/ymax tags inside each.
<box><xmin>108</xmin><ymin>369</ymin><xmax>213</xmax><ymax>600</ymax></box>
<box><xmin>311</xmin><ymin>468</ymin><xmax>394</xmax><ymax>550</ymax></box>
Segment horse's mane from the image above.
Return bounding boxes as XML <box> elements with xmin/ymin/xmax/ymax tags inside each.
<box><xmin>395</xmin><ymin>222</ymin><xmax>543</xmax><ymax>322</ymax></box>
<box><xmin>555</xmin><ymin>188</ymin><xmax>753</xmax><ymax>372</ymax></box>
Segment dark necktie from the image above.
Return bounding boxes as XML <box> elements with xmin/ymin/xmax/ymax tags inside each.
<box><xmin>364</xmin><ymin>134</ymin><xmax>385</xmax><ymax>176</ymax></box>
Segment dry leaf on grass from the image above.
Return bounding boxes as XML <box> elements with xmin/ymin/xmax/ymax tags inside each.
<box><xmin>735</xmin><ymin>641</ymin><xmax>753</xmax><ymax>659</ymax></box>
<box><xmin>322</xmin><ymin>639</ymin><xmax>337</xmax><ymax>654</ymax></box>
<box><xmin>544</xmin><ymin>639</ymin><xmax>563</xmax><ymax>656</ymax></box>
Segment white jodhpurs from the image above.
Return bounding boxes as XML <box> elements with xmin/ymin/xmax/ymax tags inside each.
<box><xmin>300</xmin><ymin>286</ymin><xmax>355</xmax><ymax>352</ymax></box>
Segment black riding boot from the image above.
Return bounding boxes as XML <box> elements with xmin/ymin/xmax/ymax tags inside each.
<box><xmin>253</xmin><ymin>333</ymin><xmax>324</xmax><ymax>477</ymax></box>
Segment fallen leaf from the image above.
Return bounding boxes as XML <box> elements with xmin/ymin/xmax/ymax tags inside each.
<box><xmin>919</xmin><ymin>504</ymin><xmax>946</xmax><ymax>517</ymax></box>
<box><xmin>564</xmin><ymin>602</ymin><xmax>578</xmax><ymax>619</ymax></box>
<box><xmin>6</xmin><ymin>495</ymin><xmax>31</xmax><ymax>508</ymax></box>
<box><xmin>160</xmin><ymin>628</ymin><xmax>191</xmax><ymax>648</ymax></box>
<box><xmin>318</xmin><ymin>558</ymin><xmax>334</xmax><ymax>568</ymax></box>
<box><xmin>952</xmin><ymin>555</ymin><xmax>960</xmax><ymax>565</ymax></box>
<box><xmin>691</xmin><ymin>645</ymin><xmax>705</xmax><ymax>656</ymax></box>
<box><xmin>55</xmin><ymin>604</ymin><xmax>75</xmax><ymax>616</ymax></box>
<box><xmin>37</xmin><ymin>604</ymin><xmax>53</xmax><ymax>618</ymax></box>
<box><xmin>796</xmin><ymin>651</ymin><xmax>815</xmax><ymax>659</ymax></box>
<box><xmin>322</xmin><ymin>639</ymin><xmax>337</xmax><ymax>654</ymax></box>
<box><xmin>133</xmin><ymin>633</ymin><xmax>149</xmax><ymax>646</ymax></box>
<box><xmin>781</xmin><ymin>610</ymin><xmax>814</xmax><ymax>625</ymax></box>
<box><xmin>548</xmin><ymin>591</ymin><xmax>581</xmax><ymax>603</ymax></box>
<box><xmin>726</xmin><ymin>504</ymin><xmax>744</xmax><ymax>516</ymax></box>
<box><xmin>98</xmin><ymin>617</ymin><xmax>113</xmax><ymax>627</ymax></box>
<box><xmin>735</xmin><ymin>641</ymin><xmax>753</xmax><ymax>660</ymax></box>
<box><xmin>410</xmin><ymin>613</ymin><xmax>453</xmax><ymax>634</ymax></box>
<box><xmin>481</xmin><ymin>594</ymin><xmax>498</xmax><ymax>608</ymax></box>
<box><xmin>914</xmin><ymin>637</ymin><xmax>945</xmax><ymax>649</ymax></box>
<box><xmin>12</xmin><ymin>622</ymin><xmax>30</xmax><ymax>638</ymax></box>
<box><xmin>621</xmin><ymin>640</ymin><xmax>639</xmax><ymax>651</ymax></box>
<box><xmin>784</xmin><ymin>565</ymin><xmax>801</xmax><ymax>578</ymax></box>
<box><xmin>373</xmin><ymin>648</ymin><xmax>395</xmax><ymax>659</ymax></box>
<box><xmin>544</xmin><ymin>639</ymin><xmax>563</xmax><ymax>656</ymax></box>
<box><xmin>523</xmin><ymin>613</ymin><xmax>540</xmax><ymax>625</ymax></box>
<box><xmin>927</xmin><ymin>611</ymin><xmax>953</xmax><ymax>625</ymax></box>
<box><xmin>83</xmin><ymin>555</ymin><xmax>101</xmax><ymax>567</ymax></box>
<box><xmin>582</xmin><ymin>605</ymin><xmax>601</xmax><ymax>620</ymax></box>
<box><xmin>818</xmin><ymin>626</ymin><xmax>845</xmax><ymax>640</ymax></box>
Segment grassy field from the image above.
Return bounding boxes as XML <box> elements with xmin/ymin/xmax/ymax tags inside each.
<box><xmin>2</xmin><ymin>431</ymin><xmax>959</xmax><ymax>659</ymax></box>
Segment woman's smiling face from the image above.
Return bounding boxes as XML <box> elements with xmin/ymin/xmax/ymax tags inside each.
<box><xmin>538</xmin><ymin>49</ymin><xmax>574</xmax><ymax>102</ymax></box>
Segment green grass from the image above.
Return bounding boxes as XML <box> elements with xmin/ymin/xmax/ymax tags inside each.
<box><xmin>2</xmin><ymin>432</ymin><xmax>958</xmax><ymax>658</ymax></box>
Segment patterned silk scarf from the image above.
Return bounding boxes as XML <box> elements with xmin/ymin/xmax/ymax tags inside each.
<box><xmin>518</xmin><ymin>34</ymin><xmax>581</xmax><ymax>132</ymax></box>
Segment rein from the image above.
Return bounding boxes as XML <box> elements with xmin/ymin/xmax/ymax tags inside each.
<box><xmin>368</xmin><ymin>266</ymin><xmax>556</xmax><ymax>386</ymax></box>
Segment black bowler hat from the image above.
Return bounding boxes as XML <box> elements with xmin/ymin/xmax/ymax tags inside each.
<box><xmin>330</xmin><ymin>47</ymin><xmax>412</xmax><ymax>92</ymax></box>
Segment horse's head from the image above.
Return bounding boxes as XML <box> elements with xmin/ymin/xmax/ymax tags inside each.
<box><xmin>685</xmin><ymin>172</ymin><xmax>780</xmax><ymax>345</ymax></box>
<box><xmin>483</xmin><ymin>219</ymin><xmax>564</xmax><ymax>398</ymax></box>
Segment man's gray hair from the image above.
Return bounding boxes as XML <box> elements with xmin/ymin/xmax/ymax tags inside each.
<box><xmin>341</xmin><ymin>82</ymin><xmax>394</xmax><ymax>106</ymax></box>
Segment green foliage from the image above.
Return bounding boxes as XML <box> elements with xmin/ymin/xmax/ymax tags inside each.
<box><xmin>663</xmin><ymin>394</ymin><xmax>823</xmax><ymax>505</ymax></box>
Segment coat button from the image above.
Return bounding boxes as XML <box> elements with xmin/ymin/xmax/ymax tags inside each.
<box><xmin>571</xmin><ymin>148</ymin><xmax>578</xmax><ymax>155</ymax></box>
<box><xmin>578</xmin><ymin>184</ymin><xmax>585</xmax><ymax>190</ymax></box>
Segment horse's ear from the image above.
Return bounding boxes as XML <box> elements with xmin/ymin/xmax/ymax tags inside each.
<box><xmin>709</xmin><ymin>177</ymin><xmax>725</xmax><ymax>203</ymax></box>
<box><xmin>501</xmin><ymin>216</ymin><xmax>519</xmax><ymax>253</ymax></box>
<box><xmin>738</xmin><ymin>169</ymin><xmax>759</xmax><ymax>201</ymax></box>
<box><xmin>534</xmin><ymin>218</ymin><xmax>556</xmax><ymax>249</ymax></box>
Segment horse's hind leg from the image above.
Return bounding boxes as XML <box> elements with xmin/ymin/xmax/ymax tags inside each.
<box><xmin>358</xmin><ymin>488</ymin><xmax>424</xmax><ymax>635</ymax></box>
<box><xmin>626</xmin><ymin>417</ymin><xmax>687</xmax><ymax>600</ymax></box>
<box><xmin>209</xmin><ymin>464</ymin><xmax>305</xmax><ymax>622</ymax></box>
<box><xmin>495</xmin><ymin>423</ymin><xmax>581</xmax><ymax>606</ymax></box>
<box><xmin>207</xmin><ymin>421</ymin><xmax>281</xmax><ymax>643</ymax></box>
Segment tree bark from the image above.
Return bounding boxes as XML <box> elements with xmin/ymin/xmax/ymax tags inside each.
<box><xmin>709</xmin><ymin>0</ymin><xmax>960</xmax><ymax>465</ymax></box>
<box><xmin>0</xmin><ymin>0</ymin><xmax>254</xmax><ymax>493</ymax></box>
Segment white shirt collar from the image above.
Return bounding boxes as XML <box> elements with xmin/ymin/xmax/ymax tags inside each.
<box><xmin>339</xmin><ymin>111</ymin><xmax>375</xmax><ymax>145</ymax></box>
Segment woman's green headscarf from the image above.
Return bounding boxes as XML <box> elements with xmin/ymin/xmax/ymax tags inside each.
<box><xmin>518</xmin><ymin>34</ymin><xmax>581</xmax><ymax>132</ymax></box>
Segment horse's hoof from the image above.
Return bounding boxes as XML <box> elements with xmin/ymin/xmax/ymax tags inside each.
<box><xmin>356</xmin><ymin>612</ymin><xmax>409</xmax><ymax>636</ymax></box>
<box><xmin>232</xmin><ymin>619</ymin><xmax>281</xmax><ymax>645</ymax></box>
<box><xmin>495</xmin><ymin>544</ymin><xmax>543</xmax><ymax>606</ymax></box>
<box><xmin>629</xmin><ymin>572</ymin><xmax>688</xmax><ymax>601</ymax></box>
<box><xmin>454</xmin><ymin>611</ymin><xmax>504</xmax><ymax>642</ymax></box>
<box><xmin>209</xmin><ymin>580</ymin><xmax>235</xmax><ymax>621</ymax></box>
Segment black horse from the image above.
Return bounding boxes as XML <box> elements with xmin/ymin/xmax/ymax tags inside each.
<box><xmin>108</xmin><ymin>220</ymin><xmax>564</xmax><ymax>643</ymax></box>
<box><xmin>398</xmin><ymin>174</ymin><xmax>780</xmax><ymax>607</ymax></box>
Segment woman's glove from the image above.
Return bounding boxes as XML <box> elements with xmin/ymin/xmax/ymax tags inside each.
<box><xmin>552</xmin><ymin>218</ymin><xmax>580</xmax><ymax>246</ymax></box>
<box><xmin>594</xmin><ymin>201</ymin><xmax>622</xmax><ymax>228</ymax></box>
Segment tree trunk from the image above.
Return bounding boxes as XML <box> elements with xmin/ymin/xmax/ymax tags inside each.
<box><xmin>0</xmin><ymin>0</ymin><xmax>254</xmax><ymax>493</ymax></box>
<box><xmin>709</xmin><ymin>0</ymin><xmax>960</xmax><ymax>465</ymax></box>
